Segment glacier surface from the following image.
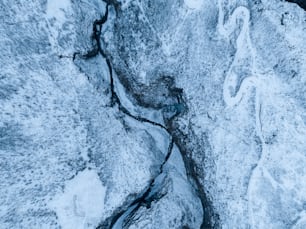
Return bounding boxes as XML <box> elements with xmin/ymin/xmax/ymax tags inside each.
<box><xmin>0</xmin><ymin>0</ymin><xmax>305</xmax><ymax>228</ymax></box>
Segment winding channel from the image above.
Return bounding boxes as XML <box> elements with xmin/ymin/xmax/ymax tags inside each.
<box><xmin>80</xmin><ymin>2</ymin><xmax>214</xmax><ymax>228</ymax></box>
<box><xmin>217</xmin><ymin>1</ymin><xmax>269</xmax><ymax>227</ymax></box>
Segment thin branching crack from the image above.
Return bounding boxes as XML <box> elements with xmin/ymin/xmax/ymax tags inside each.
<box><xmin>78</xmin><ymin>2</ymin><xmax>216</xmax><ymax>229</ymax></box>
<box><xmin>110</xmin><ymin>138</ymin><xmax>174</xmax><ymax>229</ymax></box>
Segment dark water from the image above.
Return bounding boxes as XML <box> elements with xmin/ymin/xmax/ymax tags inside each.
<box><xmin>286</xmin><ymin>0</ymin><xmax>306</xmax><ymax>11</ymax></box>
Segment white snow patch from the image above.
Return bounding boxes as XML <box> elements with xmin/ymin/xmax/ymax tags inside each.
<box><xmin>184</xmin><ymin>0</ymin><xmax>204</xmax><ymax>10</ymax></box>
<box><xmin>49</xmin><ymin>169</ymin><xmax>106</xmax><ymax>229</ymax></box>
<box><xmin>45</xmin><ymin>0</ymin><xmax>73</xmax><ymax>53</ymax></box>
<box><xmin>46</xmin><ymin>0</ymin><xmax>71</xmax><ymax>21</ymax></box>
<box><xmin>167</xmin><ymin>144</ymin><xmax>187</xmax><ymax>178</ymax></box>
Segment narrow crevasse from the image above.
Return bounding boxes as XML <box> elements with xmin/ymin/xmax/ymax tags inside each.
<box><xmin>2</xmin><ymin>0</ymin><xmax>306</xmax><ymax>228</ymax></box>
<box><xmin>75</xmin><ymin>2</ymin><xmax>218</xmax><ymax>228</ymax></box>
<box><xmin>105</xmin><ymin>139</ymin><xmax>174</xmax><ymax>229</ymax></box>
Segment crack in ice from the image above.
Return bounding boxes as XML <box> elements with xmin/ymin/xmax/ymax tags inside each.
<box><xmin>77</xmin><ymin>2</ymin><xmax>208</xmax><ymax>228</ymax></box>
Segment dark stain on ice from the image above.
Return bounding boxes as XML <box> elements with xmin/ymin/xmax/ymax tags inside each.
<box><xmin>0</xmin><ymin>122</ymin><xmax>29</xmax><ymax>151</ymax></box>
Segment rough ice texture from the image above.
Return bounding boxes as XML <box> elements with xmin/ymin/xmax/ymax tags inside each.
<box><xmin>102</xmin><ymin>0</ymin><xmax>306</xmax><ymax>228</ymax></box>
<box><xmin>0</xmin><ymin>0</ymin><xmax>201</xmax><ymax>228</ymax></box>
<box><xmin>1</xmin><ymin>0</ymin><xmax>306</xmax><ymax>228</ymax></box>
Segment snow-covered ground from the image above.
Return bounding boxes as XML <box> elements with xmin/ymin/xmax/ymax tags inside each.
<box><xmin>102</xmin><ymin>0</ymin><xmax>306</xmax><ymax>227</ymax></box>
<box><xmin>1</xmin><ymin>0</ymin><xmax>306</xmax><ymax>228</ymax></box>
<box><xmin>49</xmin><ymin>169</ymin><xmax>107</xmax><ymax>229</ymax></box>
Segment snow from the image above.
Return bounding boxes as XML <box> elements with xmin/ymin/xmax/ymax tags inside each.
<box><xmin>167</xmin><ymin>144</ymin><xmax>187</xmax><ymax>178</ymax></box>
<box><xmin>45</xmin><ymin>0</ymin><xmax>74</xmax><ymax>54</ymax></box>
<box><xmin>112</xmin><ymin>204</ymin><xmax>138</xmax><ymax>229</ymax></box>
<box><xmin>184</xmin><ymin>0</ymin><xmax>204</xmax><ymax>10</ymax></box>
<box><xmin>113</xmin><ymin>71</ymin><xmax>165</xmax><ymax>125</ymax></box>
<box><xmin>49</xmin><ymin>169</ymin><xmax>106</xmax><ymax>229</ymax></box>
<box><xmin>219</xmin><ymin>5</ymin><xmax>258</xmax><ymax>108</ymax></box>
<box><xmin>1</xmin><ymin>0</ymin><xmax>306</xmax><ymax>228</ymax></box>
<box><xmin>125</xmin><ymin>142</ymin><xmax>203</xmax><ymax>229</ymax></box>
<box><xmin>46</xmin><ymin>0</ymin><xmax>71</xmax><ymax>22</ymax></box>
